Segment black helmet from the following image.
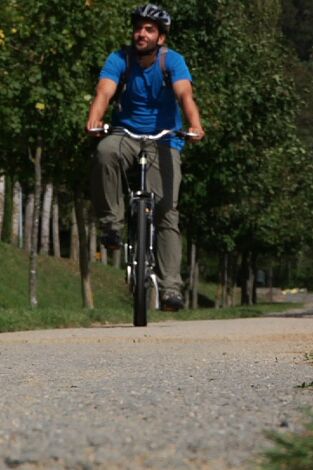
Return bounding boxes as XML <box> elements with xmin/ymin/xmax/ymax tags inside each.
<box><xmin>131</xmin><ymin>4</ymin><xmax>171</xmax><ymax>34</ymax></box>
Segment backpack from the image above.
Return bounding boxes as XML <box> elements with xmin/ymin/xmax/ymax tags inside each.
<box><xmin>111</xmin><ymin>45</ymin><xmax>172</xmax><ymax>110</ymax></box>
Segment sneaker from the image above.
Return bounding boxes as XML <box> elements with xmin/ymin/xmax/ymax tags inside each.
<box><xmin>160</xmin><ymin>290</ymin><xmax>184</xmax><ymax>312</ymax></box>
<box><xmin>101</xmin><ymin>230</ymin><xmax>122</xmax><ymax>250</ymax></box>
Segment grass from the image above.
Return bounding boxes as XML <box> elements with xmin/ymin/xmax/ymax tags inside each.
<box><xmin>0</xmin><ymin>241</ymin><xmax>133</xmax><ymax>331</ymax></box>
<box><xmin>0</xmin><ymin>241</ymin><xmax>304</xmax><ymax>332</ymax></box>
<box><xmin>304</xmin><ymin>352</ymin><xmax>313</xmax><ymax>364</ymax></box>
<box><xmin>258</xmin><ymin>411</ymin><xmax>313</xmax><ymax>470</ymax></box>
<box><xmin>149</xmin><ymin>302</ymin><xmax>301</xmax><ymax>322</ymax></box>
<box><xmin>296</xmin><ymin>381</ymin><xmax>313</xmax><ymax>389</ymax></box>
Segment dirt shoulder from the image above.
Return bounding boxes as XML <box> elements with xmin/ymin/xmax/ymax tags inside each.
<box><xmin>1</xmin><ymin>316</ymin><xmax>313</xmax><ymax>351</ymax></box>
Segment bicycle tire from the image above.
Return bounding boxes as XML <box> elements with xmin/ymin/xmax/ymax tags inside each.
<box><xmin>133</xmin><ymin>198</ymin><xmax>148</xmax><ymax>327</ymax></box>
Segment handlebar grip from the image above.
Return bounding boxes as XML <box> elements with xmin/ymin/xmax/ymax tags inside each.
<box><xmin>176</xmin><ymin>130</ymin><xmax>199</xmax><ymax>139</ymax></box>
<box><xmin>89</xmin><ymin>128</ymin><xmax>105</xmax><ymax>133</ymax></box>
<box><xmin>88</xmin><ymin>124</ymin><xmax>111</xmax><ymax>134</ymax></box>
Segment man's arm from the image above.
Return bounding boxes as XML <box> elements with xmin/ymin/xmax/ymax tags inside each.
<box><xmin>86</xmin><ymin>78</ymin><xmax>118</xmax><ymax>131</ymax></box>
<box><xmin>173</xmin><ymin>79</ymin><xmax>205</xmax><ymax>141</ymax></box>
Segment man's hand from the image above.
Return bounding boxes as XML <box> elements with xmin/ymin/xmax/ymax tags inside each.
<box><xmin>86</xmin><ymin>119</ymin><xmax>104</xmax><ymax>134</ymax></box>
<box><xmin>188</xmin><ymin>126</ymin><xmax>205</xmax><ymax>142</ymax></box>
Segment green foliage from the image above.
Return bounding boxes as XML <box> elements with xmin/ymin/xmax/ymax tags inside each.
<box><xmin>0</xmin><ymin>0</ymin><xmax>137</xmax><ymax>186</ymax></box>
<box><xmin>161</xmin><ymin>0</ymin><xmax>310</xmax><ymax>260</ymax></box>
<box><xmin>259</xmin><ymin>410</ymin><xmax>313</xmax><ymax>470</ymax></box>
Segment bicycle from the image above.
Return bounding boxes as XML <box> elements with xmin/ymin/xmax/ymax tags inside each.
<box><xmin>89</xmin><ymin>125</ymin><xmax>197</xmax><ymax>327</ymax></box>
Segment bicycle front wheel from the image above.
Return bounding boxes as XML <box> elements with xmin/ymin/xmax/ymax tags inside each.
<box><xmin>134</xmin><ymin>198</ymin><xmax>148</xmax><ymax>327</ymax></box>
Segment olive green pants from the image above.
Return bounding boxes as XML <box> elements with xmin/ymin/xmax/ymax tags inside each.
<box><xmin>91</xmin><ymin>134</ymin><xmax>183</xmax><ymax>292</ymax></box>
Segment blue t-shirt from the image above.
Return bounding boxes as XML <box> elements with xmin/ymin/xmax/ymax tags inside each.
<box><xmin>99</xmin><ymin>47</ymin><xmax>192</xmax><ymax>150</ymax></box>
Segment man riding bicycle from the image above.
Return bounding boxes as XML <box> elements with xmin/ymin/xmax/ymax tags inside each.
<box><xmin>86</xmin><ymin>3</ymin><xmax>204</xmax><ymax>311</ymax></box>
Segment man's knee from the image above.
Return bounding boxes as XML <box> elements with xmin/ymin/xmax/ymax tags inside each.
<box><xmin>96</xmin><ymin>136</ymin><xmax>120</xmax><ymax>167</ymax></box>
<box><xmin>156</xmin><ymin>208</ymin><xmax>180</xmax><ymax>231</ymax></box>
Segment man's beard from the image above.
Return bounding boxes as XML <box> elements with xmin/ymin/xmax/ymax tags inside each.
<box><xmin>132</xmin><ymin>39</ymin><xmax>159</xmax><ymax>56</ymax></box>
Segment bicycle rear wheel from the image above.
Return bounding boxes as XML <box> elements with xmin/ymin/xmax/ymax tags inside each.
<box><xmin>133</xmin><ymin>198</ymin><xmax>148</xmax><ymax>327</ymax></box>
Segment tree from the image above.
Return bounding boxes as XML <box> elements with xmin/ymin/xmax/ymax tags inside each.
<box><xmin>162</xmin><ymin>0</ymin><xmax>309</xmax><ymax>303</ymax></box>
<box><xmin>0</xmin><ymin>0</ymin><xmax>137</xmax><ymax>306</ymax></box>
<box><xmin>29</xmin><ymin>140</ymin><xmax>42</xmax><ymax>308</ymax></box>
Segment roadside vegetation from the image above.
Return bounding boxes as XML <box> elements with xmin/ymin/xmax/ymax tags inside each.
<box><xmin>0</xmin><ymin>242</ymin><xmax>302</xmax><ymax>332</ymax></box>
<box><xmin>259</xmin><ymin>411</ymin><xmax>313</xmax><ymax>470</ymax></box>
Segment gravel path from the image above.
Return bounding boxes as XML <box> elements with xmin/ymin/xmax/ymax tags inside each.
<box><xmin>0</xmin><ymin>317</ymin><xmax>313</xmax><ymax>470</ymax></box>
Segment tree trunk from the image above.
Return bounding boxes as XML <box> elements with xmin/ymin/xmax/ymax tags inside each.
<box><xmin>240</xmin><ymin>250</ymin><xmax>256</xmax><ymax>305</ymax></box>
<box><xmin>24</xmin><ymin>193</ymin><xmax>34</xmax><ymax>253</ymax></box>
<box><xmin>226</xmin><ymin>252</ymin><xmax>239</xmax><ymax>307</ymax></box>
<box><xmin>215</xmin><ymin>283</ymin><xmax>222</xmax><ymax>309</ymax></box>
<box><xmin>12</xmin><ymin>181</ymin><xmax>23</xmax><ymax>247</ymax></box>
<box><xmin>29</xmin><ymin>141</ymin><xmax>42</xmax><ymax>308</ymax></box>
<box><xmin>192</xmin><ymin>258</ymin><xmax>199</xmax><ymax>310</ymax></box>
<box><xmin>188</xmin><ymin>243</ymin><xmax>198</xmax><ymax>310</ymax></box>
<box><xmin>1</xmin><ymin>174</ymin><xmax>13</xmax><ymax>243</ymax></box>
<box><xmin>112</xmin><ymin>249</ymin><xmax>121</xmax><ymax>269</ymax></box>
<box><xmin>222</xmin><ymin>252</ymin><xmax>228</xmax><ymax>307</ymax></box>
<box><xmin>240</xmin><ymin>250</ymin><xmax>249</xmax><ymax>305</ymax></box>
<box><xmin>247</xmin><ymin>261</ymin><xmax>254</xmax><ymax>305</ymax></box>
<box><xmin>0</xmin><ymin>175</ymin><xmax>6</xmax><ymax>238</ymax></box>
<box><xmin>268</xmin><ymin>261</ymin><xmax>273</xmax><ymax>303</ymax></box>
<box><xmin>216</xmin><ymin>252</ymin><xmax>228</xmax><ymax>308</ymax></box>
<box><xmin>70</xmin><ymin>207</ymin><xmax>79</xmax><ymax>262</ymax></box>
<box><xmin>185</xmin><ymin>240</ymin><xmax>197</xmax><ymax>309</ymax></box>
<box><xmin>215</xmin><ymin>252</ymin><xmax>223</xmax><ymax>308</ymax></box>
<box><xmin>100</xmin><ymin>244</ymin><xmax>108</xmax><ymax>265</ymax></box>
<box><xmin>89</xmin><ymin>218</ymin><xmax>97</xmax><ymax>262</ymax></box>
<box><xmin>216</xmin><ymin>252</ymin><xmax>239</xmax><ymax>307</ymax></box>
<box><xmin>74</xmin><ymin>190</ymin><xmax>94</xmax><ymax>309</ymax></box>
<box><xmin>40</xmin><ymin>182</ymin><xmax>53</xmax><ymax>255</ymax></box>
<box><xmin>52</xmin><ymin>193</ymin><xmax>61</xmax><ymax>257</ymax></box>
<box><xmin>251</xmin><ymin>252</ymin><xmax>257</xmax><ymax>304</ymax></box>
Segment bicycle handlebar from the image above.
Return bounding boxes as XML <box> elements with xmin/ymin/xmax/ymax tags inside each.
<box><xmin>88</xmin><ymin>125</ymin><xmax>198</xmax><ymax>140</ymax></box>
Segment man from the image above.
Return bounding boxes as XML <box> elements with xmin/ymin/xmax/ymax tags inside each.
<box><xmin>86</xmin><ymin>3</ymin><xmax>204</xmax><ymax>311</ymax></box>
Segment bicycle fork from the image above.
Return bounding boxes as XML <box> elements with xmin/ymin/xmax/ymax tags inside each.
<box><xmin>124</xmin><ymin>192</ymin><xmax>159</xmax><ymax>309</ymax></box>
<box><xmin>121</xmin><ymin>150</ymin><xmax>160</xmax><ymax>310</ymax></box>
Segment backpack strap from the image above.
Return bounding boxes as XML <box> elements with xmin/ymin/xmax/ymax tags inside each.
<box><xmin>158</xmin><ymin>46</ymin><xmax>172</xmax><ymax>88</ymax></box>
<box><xmin>110</xmin><ymin>45</ymin><xmax>134</xmax><ymax>109</ymax></box>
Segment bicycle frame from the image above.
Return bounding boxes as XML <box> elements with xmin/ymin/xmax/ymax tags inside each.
<box><xmin>121</xmin><ymin>141</ymin><xmax>159</xmax><ymax>319</ymax></box>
